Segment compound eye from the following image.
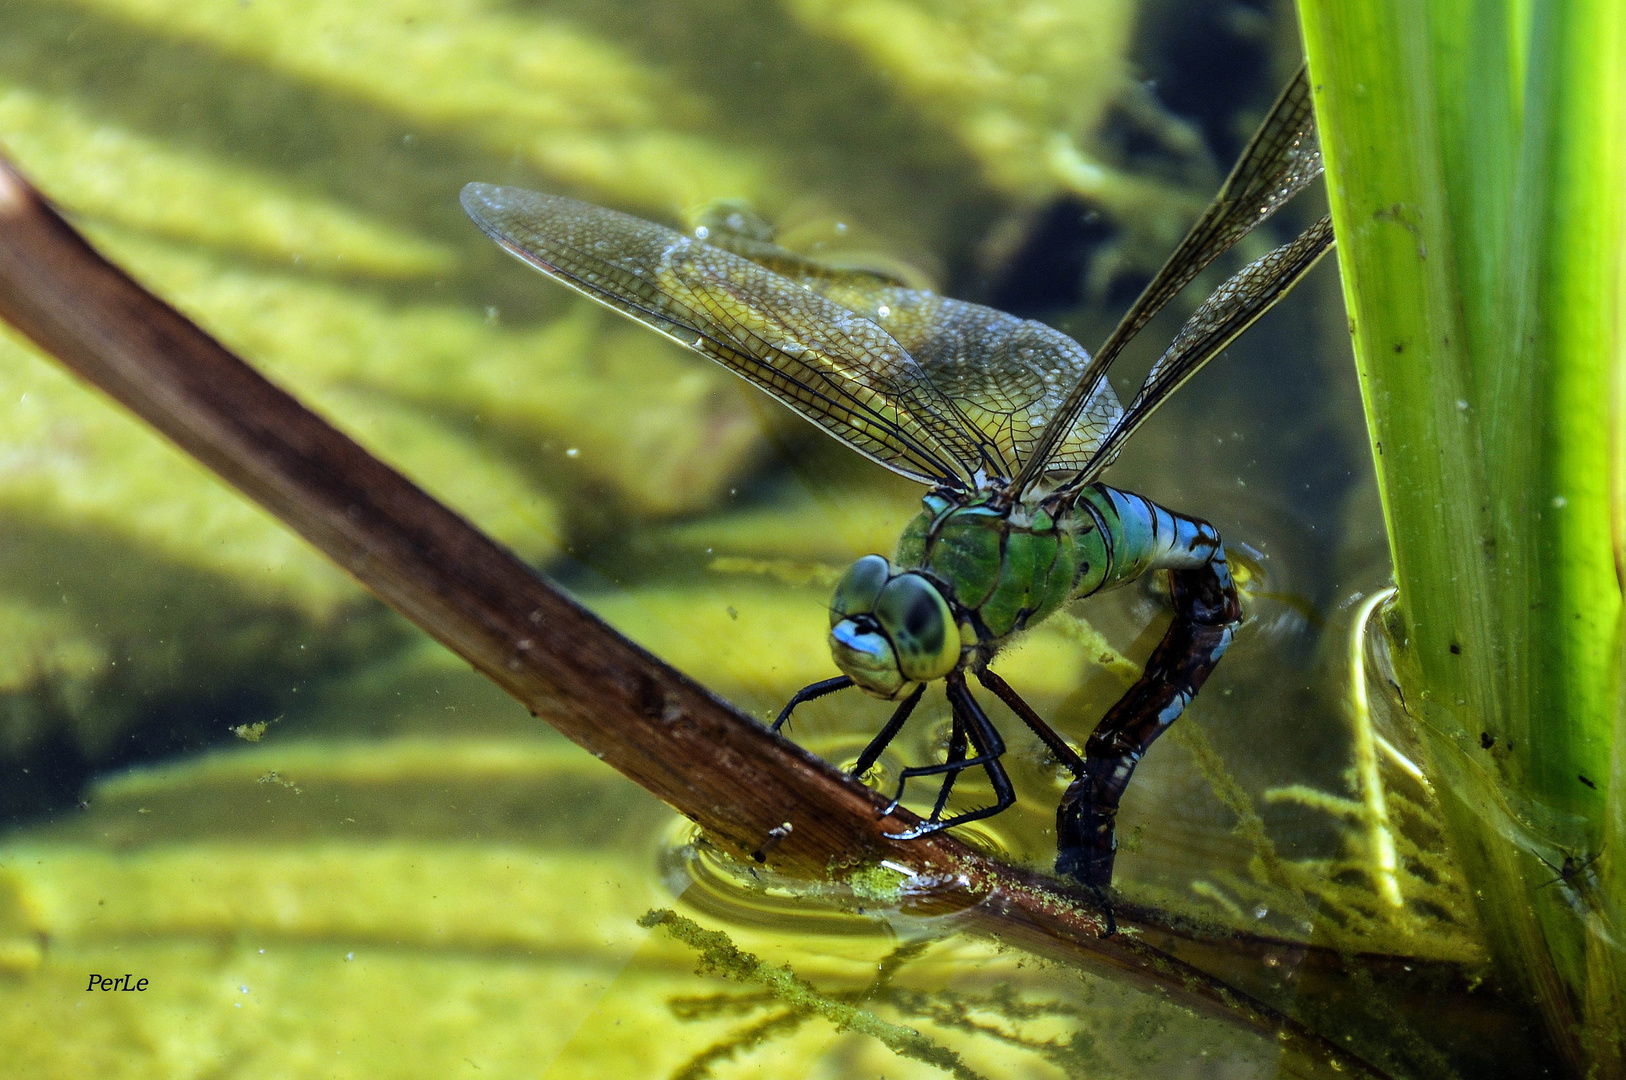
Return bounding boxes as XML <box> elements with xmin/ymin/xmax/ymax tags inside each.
<box><xmin>830</xmin><ymin>554</ymin><xmax>892</xmax><ymax>628</ymax></box>
<box><xmin>874</xmin><ymin>574</ymin><xmax>957</xmax><ymax>682</ymax></box>
<box><xmin>829</xmin><ymin>619</ymin><xmax>907</xmax><ymax>699</ymax></box>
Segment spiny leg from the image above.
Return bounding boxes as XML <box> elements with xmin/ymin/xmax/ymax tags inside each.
<box><xmin>849</xmin><ymin>683</ymin><xmax>925</xmax><ymax>779</ymax></box>
<box><xmin>772</xmin><ymin>675</ymin><xmax>853</xmax><ymax>733</ymax></box>
<box><xmin>926</xmin><ymin>714</ymin><xmax>970</xmax><ymax>823</ymax></box>
<box><xmin>1056</xmin><ymin>550</ymin><xmax>1241</xmax><ymax>888</ymax></box>
<box><xmin>879</xmin><ymin>711</ymin><xmax>995</xmax><ymax>827</ymax></box>
<box><xmin>879</xmin><ymin>679</ymin><xmax>1000</xmax><ymax>816</ymax></box>
<box><xmin>884</xmin><ymin>673</ymin><xmax>1016</xmax><ymax>840</ymax></box>
<box><xmin>976</xmin><ymin>667</ymin><xmax>1084</xmax><ymax>776</ymax></box>
<box><xmin>933</xmin><ymin>675</ymin><xmax>1017</xmax><ymax>830</ymax></box>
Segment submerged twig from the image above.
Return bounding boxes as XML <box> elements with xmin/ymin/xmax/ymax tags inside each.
<box><xmin>0</xmin><ymin>152</ymin><xmax>1383</xmax><ymax>1079</ymax></box>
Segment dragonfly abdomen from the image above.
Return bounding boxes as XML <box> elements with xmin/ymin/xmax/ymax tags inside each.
<box><xmin>1070</xmin><ymin>484</ymin><xmax>1224</xmax><ymax>591</ymax></box>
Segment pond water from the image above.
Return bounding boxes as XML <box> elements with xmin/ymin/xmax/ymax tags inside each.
<box><xmin>0</xmin><ymin>1</ymin><xmax>1548</xmax><ymax>1077</ymax></box>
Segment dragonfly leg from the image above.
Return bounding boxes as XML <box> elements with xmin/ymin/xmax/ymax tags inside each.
<box><xmin>884</xmin><ymin>673</ymin><xmax>1015</xmax><ymax>840</ymax></box>
<box><xmin>850</xmin><ymin>683</ymin><xmax>926</xmax><ymax>779</ymax></box>
<box><xmin>975</xmin><ymin>667</ymin><xmax>1084</xmax><ymax>776</ymax></box>
<box><xmin>925</xmin><ymin>713</ymin><xmax>970</xmax><ymax>823</ymax></box>
<box><xmin>771</xmin><ymin>675</ymin><xmax>854</xmax><ymax>733</ymax></box>
<box><xmin>1056</xmin><ymin>549</ymin><xmax>1242</xmax><ymax>888</ymax></box>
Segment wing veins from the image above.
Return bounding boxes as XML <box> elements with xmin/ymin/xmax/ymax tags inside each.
<box><xmin>655</xmin><ymin>245</ymin><xmax>986</xmax><ymax>486</ymax></box>
<box><xmin>563</xmin><ymin>258</ymin><xmax>962</xmax><ymax>483</ymax></box>
<box><xmin>694</xmin><ymin>217</ymin><xmax>1117</xmax><ymax>484</ymax></box>
<box><xmin>469</xmin><ymin>193</ymin><xmax>976</xmax><ymax>486</ymax></box>
<box><xmin>1079</xmin><ymin>215</ymin><xmax>1336</xmax><ymax>481</ymax></box>
<box><xmin>1010</xmin><ymin>64</ymin><xmax>1323</xmax><ymax>494</ymax></box>
<box><xmin>698</xmin><ymin>304</ymin><xmax>976</xmax><ymax>481</ymax></box>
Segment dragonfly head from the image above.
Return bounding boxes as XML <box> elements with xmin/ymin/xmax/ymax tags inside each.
<box><xmin>828</xmin><ymin>555</ymin><xmax>959</xmax><ymax>698</ymax></box>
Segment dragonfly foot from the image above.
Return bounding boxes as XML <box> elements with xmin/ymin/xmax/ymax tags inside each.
<box><xmin>882</xmin><ymin>819</ymin><xmax>950</xmax><ymax>841</ymax></box>
<box><xmin>883</xmin><ymin>801</ymin><xmax>1006</xmax><ymax>840</ymax></box>
<box><xmin>771</xmin><ymin>675</ymin><xmax>855</xmax><ymax>734</ymax></box>
<box><xmin>1087</xmin><ymin>884</ymin><xmax>1117</xmax><ymax>937</ymax></box>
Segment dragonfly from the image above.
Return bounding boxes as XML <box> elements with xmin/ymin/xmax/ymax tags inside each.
<box><xmin>462</xmin><ymin>67</ymin><xmax>1331</xmax><ymax>888</ymax></box>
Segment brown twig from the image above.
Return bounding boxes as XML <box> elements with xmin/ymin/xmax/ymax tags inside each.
<box><xmin>0</xmin><ymin>154</ymin><xmax>1386</xmax><ymax>1080</ymax></box>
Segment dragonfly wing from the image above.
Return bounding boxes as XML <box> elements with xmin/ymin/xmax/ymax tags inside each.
<box><xmin>1013</xmin><ymin>64</ymin><xmax>1324</xmax><ymax>494</ymax></box>
<box><xmin>861</xmin><ymin>291</ymin><xmax>1122</xmax><ymax>484</ymax></box>
<box><xmin>462</xmin><ymin>184</ymin><xmax>980</xmax><ymax>488</ymax></box>
<box><xmin>898</xmin><ymin>298</ymin><xmax>1123</xmax><ymax>484</ymax></box>
<box><xmin>721</xmin><ymin>247</ymin><xmax>1124</xmax><ymax>484</ymax></box>
<box><xmin>517</xmin><ymin>194</ymin><xmax>1120</xmax><ymax>486</ymax></box>
<box><xmin>696</xmin><ymin>225</ymin><xmax>918</xmax><ymax>293</ymax></box>
<box><xmin>1082</xmin><ymin>215</ymin><xmax>1335</xmax><ymax>478</ymax></box>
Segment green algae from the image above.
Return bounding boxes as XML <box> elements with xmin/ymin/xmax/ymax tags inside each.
<box><xmin>841</xmin><ymin>859</ymin><xmax>914</xmax><ymax>904</ymax></box>
<box><xmin>0</xmin><ymin>734</ymin><xmax>676</xmax><ymax>1078</ymax></box>
<box><xmin>639</xmin><ymin>908</ymin><xmax>985</xmax><ymax>1080</ymax></box>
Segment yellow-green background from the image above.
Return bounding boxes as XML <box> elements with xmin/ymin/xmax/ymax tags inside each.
<box><xmin>0</xmin><ymin>0</ymin><xmax>1504</xmax><ymax>1076</ymax></box>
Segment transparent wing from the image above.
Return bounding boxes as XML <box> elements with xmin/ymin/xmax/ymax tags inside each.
<box><xmin>753</xmin><ymin>258</ymin><xmax>1124</xmax><ymax>482</ymax></box>
<box><xmin>462</xmin><ymin>184</ymin><xmax>982</xmax><ymax>488</ymax></box>
<box><xmin>870</xmin><ymin>293</ymin><xmax>1122</xmax><ymax>484</ymax></box>
<box><xmin>491</xmin><ymin>194</ymin><xmax>1121</xmax><ymax>485</ymax></box>
<box><xmin>695</xmin><ymin>219</ymin><xmax>917</xmax><ymax>292</ymax></box>
<box><xmin>1012</xmin><ymin>64</ymin><xmax>1324</xmax><ymax>494</ymax></box>
<box><xmin>698</xmin><ymin>220</ymin><xmax>1122</xmax><ymax>483</ymax></box>
<box><xmin>1080</xmin><ymin>215</ymin><xmax>1335</xmax><ymax>479</ymax></box>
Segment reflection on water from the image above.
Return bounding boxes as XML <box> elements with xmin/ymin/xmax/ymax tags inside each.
<box><xmin>0</xmin><ymin>0</ymin><xmax>1549</xmax><ymax>1076</ymax></box>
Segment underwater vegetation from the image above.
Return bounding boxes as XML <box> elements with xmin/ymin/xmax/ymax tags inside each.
<box><xmin>1300</xmin><ymin>0</ymin><xmax>1626</xmax><ymax>1073</ymax></box>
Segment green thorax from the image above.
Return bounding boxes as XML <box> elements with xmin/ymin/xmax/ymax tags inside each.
<box><xmin>894</xmin><ymin>487</ymin><xmax>1135</xmax><ymax>645</ymax></box>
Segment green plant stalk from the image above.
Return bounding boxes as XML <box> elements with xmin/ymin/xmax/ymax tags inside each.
<box><xmin>1502</xmin><ymin>6</ymin><xmax>1626</xmax><ymax>1057</ymax></box>
<box><xmin>1295</xmin><ymin>0</ymin><xmax>1625</xmax><ymax>1073</ymax></box>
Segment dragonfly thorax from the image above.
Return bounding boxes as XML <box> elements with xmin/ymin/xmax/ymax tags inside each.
<box><xmin>896</xmin><ymin>489</ymin><xmax>1113</xmax><ymax>646</ymax></box>
<box><xmin>826</xmin><ymin>487</ymin><xmax>1118</xmax><ymax>699</ymax></box>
